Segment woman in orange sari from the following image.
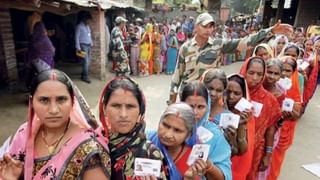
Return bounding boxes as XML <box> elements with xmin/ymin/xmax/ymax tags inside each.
<box><xmin>266</xmin><ymin>56</ymin><xmax>302</xmax><ymax>180</ymax></box>
<box><xmin>258</xmin><ymin>59</ymin><xmax>286</xmax><ymax>179</ymax></box>
<box><xmin>240</xmin><ymin>57</ymin><xmax>282</xmax><ymax>180</ymax></box>
<box><xmin>302</xmin><ymin>38</ymin><xmax>319</xmax><ymax>108</ymax></box>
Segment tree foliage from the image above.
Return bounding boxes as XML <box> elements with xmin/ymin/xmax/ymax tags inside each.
<box><xmin>230</xmin><ymin>0</ymin><xmax>260</xmax><ymax>15</ymax></box>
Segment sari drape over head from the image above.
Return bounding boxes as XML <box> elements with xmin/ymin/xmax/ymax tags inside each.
<box><xmin>253</xmin><ymin>43</ymin><xmax>274</xmax><ymax>60</ymax></box>
<box><xmin>97</xmin><ymin>77</ymin><xmax>167</xmax><ymax>179</ymax></box>
<box><xmin>28</xmin><ymin>22</ymin><xmax>55</xmax><ymax>68</ymax></box>
<box><xmin>240</xmin><ymin>57</ymin><xmax>282</xmax><ymax>180</ymax></box>
<box><xmin>265</xmin><ymin>56</ymin><xmax>303</xmax><ymax>180</ymax></box>
<box><xmin>227</xmin><ymin>74</ymin><xmax>256</xmax><ymax>180</ymax></box>
<box><xmin>8</xmin><ymin>70</ymin><xmax>109</xmax><ymax>180</ymax></box>
<box><xmin>302</xmin><ymin>40</ymin><xmax>319</xmax><ymax>107</ymax></box>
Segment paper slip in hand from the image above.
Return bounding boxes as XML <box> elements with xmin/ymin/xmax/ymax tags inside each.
<box><xmin>235</xmin><ymin>97</ymin><xmax>253</xmax><ymax>112</ymax></box>
<box><xmin>277</xmin><ymin>78</ymin><xmax>292</xmax><ymax>90</ymax></box>
<box><xmin>219</xmin><ymin>113</ymin><xmax>240</xmax><ymax>129</ymax></box>
<box><xmin>197</xmin><ymin>126</ymin><xmax>214</xmax><ymax>143</ymax></box>
<box><xmin>187</xmin><ymin>144</ymin><xmax>210</xmax><ymax>166</ymax></box>
<box><xmin>251</xmin><ymin>101</ymin><xmax>263</xmax><ymax>117</ymax></box>
<box><xmin>302</xmin><ymin>163</ymin><xmax>320</xmax><ymax>178</ymax></box>
<box><xmin>0</xmin><ymin>136</ymin><xmax>11</xmax><ymax>160</ymax></box>
<box><xmin>299</xmin><ymin>61</ymin><xmax>310</xmax><ymax>71</ymax></box>
<box><xmin>282</xmin><ymin>98</ymin><xmax>294</xmax><ymax>112</ymax></box>
<box><xmin>297</xmin><ymin>59</ymin><xmax>303</xmax><ymax>66</ymax></box>
<box><xmin>134</xmin><ymin>158</ymin><xmax>162</xmax><ymax>177</ymax></box>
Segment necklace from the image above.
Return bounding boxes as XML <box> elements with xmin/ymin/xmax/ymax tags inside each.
<box><xmin>41</xmin><ymin>120</ymin><xmax>70</xmax><ymax>155</ymax></box>
<box><xmin>173</xmin><ymin>144</ymin><xmax>185</xmax><ymax>163</ymax></box>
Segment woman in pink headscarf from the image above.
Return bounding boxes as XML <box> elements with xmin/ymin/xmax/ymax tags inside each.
<box><xmin>0</xmin><ymin>69</ymin><xmax>110</xmax><ymax>180</ymax></box>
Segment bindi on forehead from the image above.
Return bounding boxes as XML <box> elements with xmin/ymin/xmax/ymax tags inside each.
<box><xmin>176</xmin><ymin>111</ymin><xmax>180</xmax><ymax>118</ymax></box>
<box><xmin>193</xmin><ymin>90</ymin><xmax>198</xmax><ymax>97</ymax></box>
<box><xmin>50</xmin><ymin>72</ymin><xmax>57</xmax><ymax>80</ymax></box>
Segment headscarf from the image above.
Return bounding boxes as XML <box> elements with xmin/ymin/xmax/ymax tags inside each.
<box><xmin>28</xmin><ymin>22</ymin><xmax>55</xmax><ymax>67</ymax></box>
<box><xmin>253</xmin><ymin>43</ymin><xmax>274</xmax><ymax>59</ymax></box>
<box><xmin>303</xmin><ymin>39</ymin><xmax>319</xmax><ymax>107</ymax></box>
<box><xmin>9</xmin><ymin>69</ymin><xmax>94</xmax><ymax>180</ymax></box>
<box><xmin>98</xmin><ymin>76</ymin><xmax>153</xmax><ymax>179</ymax></box>
<box><xmin>142</xmin><ymin>23</ymin><xmax>153</xmax><ymax>39</ymax></box>
<box><xmin>149</xmin><ymin>103</ymin><xmax>196</xmax><ymax>179</ymax></box>
<box><xmin>280</xmin><ymin>56</ymin><xmax>302</xmax><ymax>103</ymax></box>
<box><xmin>271</xmin><ymin>35</ymin><xmax>289</xmax><ymax>57</ymax></box>
<box><xmin>141</xmin><ymin>23</ymin><xmax>154</xmax><ymax>60</ymax></box>
<box><xmin>240</xmin><ymin>56</ymin><xmax>266</xmax><ymax>94</ymax></box>
<box><xmin>240</xmin><ymin>57</ymin><xmax>282</xmax><ymax>179</ymax></box>
<box><xmin>227</xmin><ymin>74</ymin><xmax>255</xmax><ymax>180</ymax></box>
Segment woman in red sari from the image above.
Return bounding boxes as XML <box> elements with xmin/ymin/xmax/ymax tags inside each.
<box><xmin>263</xmin><ymin>59</ymin><xmax>286</xmax><ymax>105</ymax></box>
<box><xmin>258</xmin><ymin>59</ymin><xmax>286</xmax><ymax>179</ymax></box>
<box><xmin>302</xmin><ymin>38</ymin><xmax>319</xmax><ymax>109</ymax></box>
<box><xmin>266</xmin><ymin>56</ymin><xmax>303</xmax><ymax>180</ymax></box>
<box><xmin>240</xmin><ymin>57</ymin><xmax>282</xmax><ymax>180</ymax></box>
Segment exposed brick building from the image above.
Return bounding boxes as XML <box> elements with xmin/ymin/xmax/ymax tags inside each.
<box><xmin>0</xmin><ymin>0</ymin><xmax>143</xmax><ymax>88</ymax></box>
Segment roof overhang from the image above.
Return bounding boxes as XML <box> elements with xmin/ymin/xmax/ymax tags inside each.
<box><xmin>0</xmin><ymin>0</ymin><xmax>144</xmax><ymax>16</ymax></box>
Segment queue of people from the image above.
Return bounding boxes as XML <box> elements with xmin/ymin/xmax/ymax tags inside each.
<box><xmin>1</xmin><ymin>11</ymin><xmax>319</xmax><ymax>180</ymax></box>
<box><xmin>109</xmin><ymin>15</ymin><xmax>189</xmax><ymax>77</ymax></box>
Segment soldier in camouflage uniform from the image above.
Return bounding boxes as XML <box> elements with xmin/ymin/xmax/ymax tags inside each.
<box><xmin>111</xmin><ymin>16</ymin><xmax>130</xmax><ymax>76</ymax></box>
<box><xmin>168</xmin><ymin>13</ymin><xmax>293</xmax><ymax>104</ymax></box>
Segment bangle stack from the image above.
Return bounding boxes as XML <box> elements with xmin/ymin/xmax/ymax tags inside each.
<box><xmin>265</xmin><ymin>146</ymin><xmax>273</xmax><ymax>154</ymax></box>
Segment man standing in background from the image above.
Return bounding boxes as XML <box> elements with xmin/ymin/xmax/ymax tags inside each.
<box><xmin>75</xmin><ymin>11</ymin><xmax>93</xmax><ymax>83</ymax></box>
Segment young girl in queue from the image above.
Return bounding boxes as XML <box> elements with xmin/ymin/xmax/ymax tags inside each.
<box><xmin>202</xmin><ymin>69</ymin><xmax>251</xmax><ymax>157</ymax></box>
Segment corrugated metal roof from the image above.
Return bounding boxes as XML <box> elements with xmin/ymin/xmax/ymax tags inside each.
<box><xmin>59</xmin><ymin>0</ymin><xmax>144</xmax><ymax>11</ymax></box>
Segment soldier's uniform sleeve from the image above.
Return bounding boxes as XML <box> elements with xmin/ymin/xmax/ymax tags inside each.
<box><xmin>170</xmin><ymin>44</ymin><xmax>187</xmax><ymax>93</ymax></box>
<box><xmin>221</xmin><ymin>27</ymin><xmax>273</xmax><ymax>54</ymax></box>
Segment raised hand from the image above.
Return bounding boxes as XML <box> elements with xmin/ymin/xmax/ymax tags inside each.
<box><xmin>271</xmin><ymin>20</ymin><xmax>294</xmax><ymax>37</ymax></box>
<box><xmin>0</xmin><ymin>153</ymin><xmax>23</xmax><ymax>180</ymax></box>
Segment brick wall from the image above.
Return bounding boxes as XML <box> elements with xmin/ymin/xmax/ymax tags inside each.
<box><xmin>0</xmin><ymin>8</ymin><xmax>18</xmax><ymax>86</ymax></box>
<box><xmin>90</xmin><ymin>10</ymin><xmax>106</xmax><ymax>80</ymax></box>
